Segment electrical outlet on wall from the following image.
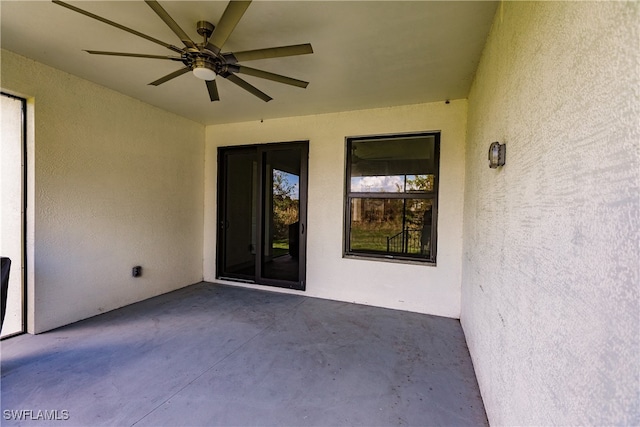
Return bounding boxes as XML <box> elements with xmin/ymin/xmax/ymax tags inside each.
<box><xmin>132</xmin><ymin>266</ymin><xmax>142</xmax><ymax>277</ymax></box>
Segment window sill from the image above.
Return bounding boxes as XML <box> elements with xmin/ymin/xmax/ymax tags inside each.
<box><xmin>343</xmin><ymin>253</ymin><xmax>436</xmax><ymax>267</ymax></box>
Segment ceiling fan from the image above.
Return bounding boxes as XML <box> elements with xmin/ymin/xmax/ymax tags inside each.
<box><xmin>52</xmin><ymin>0</ymin><xmax>313</xmax><ymax>102</ymax></box>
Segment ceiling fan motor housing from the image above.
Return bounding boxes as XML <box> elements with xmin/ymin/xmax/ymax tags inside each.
<box><xmin>183</xmin><ymin>21</ymin><xmax>231</xmax><ymax>79</ymax></box>
<box><xmin>196</xmin><ymin>20</ymin><xmax>215</xmax><ymax>38</ymax></box>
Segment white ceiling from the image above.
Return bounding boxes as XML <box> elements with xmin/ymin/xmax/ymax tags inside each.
<box><xmin>1</xmin><ymin>1</ymin><xmax>498</xmax><ymax>125</ymax></box>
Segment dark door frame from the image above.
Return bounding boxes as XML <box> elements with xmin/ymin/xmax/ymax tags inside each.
<box><xmin>216</xmin><ymin>141</ymin><xmax>308</xmax><ymax>291</ymax></box>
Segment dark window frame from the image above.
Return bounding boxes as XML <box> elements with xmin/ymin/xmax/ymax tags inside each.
<box><xmin>343</xmin><ymin>131</ymin><xmax>440</xmax><ymax>264</ymax></box>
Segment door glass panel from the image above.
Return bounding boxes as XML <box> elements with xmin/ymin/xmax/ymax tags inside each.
<box><xmin>1</xmin><ymin>93</ymin><xmax>25</xmax><ymax>338</ymax></box>
<box><xmin>261</xmin><ymin>148</ymin><xmax>301</xmax><ymax>282</ymax></box>
<box><xmin>221</xmin><ymin>151</ymin><xmax>257</xmax><ymax>278</ymax></box>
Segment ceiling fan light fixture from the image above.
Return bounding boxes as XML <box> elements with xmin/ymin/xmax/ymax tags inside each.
<box><xmin>192</xmin><ymin>57</ymin><xmax>216</xmax><ymax>81</ymax></box>
<box><xmin>193</xmin><ymin>67</ymin><xmax>216</xmax><ymax>81</ymax></box>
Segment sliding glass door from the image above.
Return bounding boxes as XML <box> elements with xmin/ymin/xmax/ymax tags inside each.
<box><xmin>218</xmin><ymin>148</ymin><xmax>257</xmax><ymax>282</ymax></box>
<box><xmin>217</xmin><ymin>142</ymin><xmax>308</xmax><ymax>290</ymax></box>
<box><xmin>1</xmin><ymin>93</ymin><xmax>26</xmax><ymax>338</ymax></box>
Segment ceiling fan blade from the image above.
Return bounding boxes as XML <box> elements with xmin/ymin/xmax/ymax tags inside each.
<box><xmin>205</xmin><ymin>1</ymin><xmax>252</xmax><ymax>54</ymax></box>
<box><xmin>149</xmin><ymin>67</ymin><xmax>191</xmax><ymax>86</ymax></box>
<box><xmin>206</xmin><ymin>80</ymin><xmax>220</xmax><ymax>102</ymax></box>
<box><xmin>144</xmin><ymin>1</ymin><xmax>197</xmax><ymax>49</ymax></box>
<box><xmin>225</xmin><ymin>43</ymin><xmax>313</xmax><ymax>63</ymax></box>
<box><xmin>52</xmin><ymin>0</ymin><xmax>183</xmax><ymax>54</ymax></box>
<box><xmin>234</xmin><ymin>66</ymin><xmax>308</xmax><ymax>88</ymax></box>
<box><xmin>225</xmin><ymin>74</ymin><xmax>272</xmax><ymax>102</ymax></box>
<box><xmin>85</xmin><ymin>50</ymin><xmax>183</xmax><ymax>61</ymax></box>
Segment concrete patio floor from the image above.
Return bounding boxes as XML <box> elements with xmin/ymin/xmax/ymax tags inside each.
<box><xmin>1</xmin><ymin>282</ymin><xmax>487</xmax><ymax>426</ymax></box>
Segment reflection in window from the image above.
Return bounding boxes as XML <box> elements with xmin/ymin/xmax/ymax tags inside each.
<box><xmin>351</xmin><ymin>174</ymin><xmax>435</xmax><ymax>193</ymax></box>
<box><xmin>345</xmin><ymin>133</ymin><xmax>439</xmax><ymax>263</ymax></box>
<box><xmin>350</xmin><ymin>198</ymin><xmax>433</xmax><ymax>255</ymax></box>
<box><xmin>272</xmin><ymin>169</ymin><xmax>299</xmax><ymax>257</ymax></box>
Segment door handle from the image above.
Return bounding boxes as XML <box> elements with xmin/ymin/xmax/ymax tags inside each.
<box><xmin>301</xmin><ymin>223</ymin><xmax>305</xmax><ymax>234</ymax></box>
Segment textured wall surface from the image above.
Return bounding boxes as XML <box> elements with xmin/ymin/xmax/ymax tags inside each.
<box><xmin>461</xmin><ymin>2</ymin><xmax>639</xmax><ymax>425</ymax></box>
<box><xmin>205</xmin><ymin>101</ymin><xmax>467</xmax><ymax>318</ymax></box>
<box><xmin>1</xmin><ymin>50</ymin><xmax>205</xmax><ymax>333</ymax></box>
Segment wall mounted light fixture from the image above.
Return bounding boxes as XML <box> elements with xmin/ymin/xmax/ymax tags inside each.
<box><xmin>488</xmin><ymin>142</ymin><xmax>506</xmax><ymax>168</ymax></box>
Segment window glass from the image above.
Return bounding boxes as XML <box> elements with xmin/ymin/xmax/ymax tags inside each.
<box><xmin>345</xmin><ymin>133</ymin><xmax>439</xmax><ymax>263</ymax></box>
<box><xmin>350</xmin><ymin>174</ymin><xmax>436</xmax><ymax>193</ymax></box>
<box><xmin>349</xmin><ymin>198</ymin><xmax>433</xmax><ymax>255</ymax></box>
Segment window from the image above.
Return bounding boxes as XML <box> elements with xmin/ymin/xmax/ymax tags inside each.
<box><xmin>344</xmin><ymin>132</ymin><xmax>440</xmax><ymax>263</ymax></box>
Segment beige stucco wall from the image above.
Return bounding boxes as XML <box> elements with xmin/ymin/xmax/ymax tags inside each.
<box><xmin>1</xmin><ymin>50</ymin><xmax>205</xmax><ymax>333</ymax></box>
<box><xmin>461</xmin><ymin>2</ymin><xmax>639</xmax><ymax>425</ymax></box>
<box><xmin>205</xmin><ymin>100</ymin><xmax>467</xmax><ymax>318</ymax></box>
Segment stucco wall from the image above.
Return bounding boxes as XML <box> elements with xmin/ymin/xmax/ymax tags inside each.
<box><xmin>1</xmin><ymin>50</ymin><xmax>205</xmax><ymax>333</ymax></box>
<box><xmin>461</xmin><ymin>2</ymin><xmax>639</xmax><ymax>425</ymax></box>
<box><xmin>205</xmin><ymin>101</ymin><xmax>467</xmax><ymax>318</ymax></box>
